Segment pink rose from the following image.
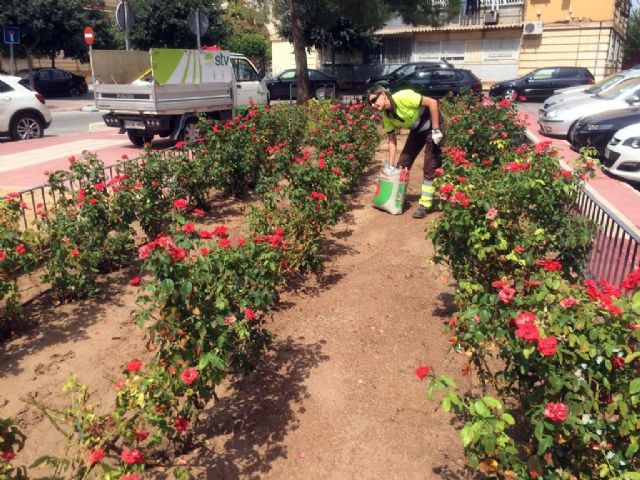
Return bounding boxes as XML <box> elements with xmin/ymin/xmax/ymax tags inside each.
<box><xmin>544</xmin><ymin>402</ymin><xmax>568</xmax><ymax>423</ymax></box>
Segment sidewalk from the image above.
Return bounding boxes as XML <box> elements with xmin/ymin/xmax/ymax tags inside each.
<box><xmin>518</xmin><ymin>103</ymin><xmax>640</xmax><ymax>233</ymax></box>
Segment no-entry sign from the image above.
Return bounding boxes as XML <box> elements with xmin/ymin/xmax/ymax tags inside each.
<box><xmin>84</xmin><ymin>26</ymin><xmax>94</xmax><ymax>46</ymax></box>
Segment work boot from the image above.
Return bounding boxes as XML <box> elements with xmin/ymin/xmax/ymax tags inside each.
<box><xmin>413</xmin><ymin>205</ymin><xmax>428</xmax><ymax>218</ymax></box>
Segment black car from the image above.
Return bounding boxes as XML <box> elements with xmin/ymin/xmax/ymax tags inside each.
<box><xmin>265</xmin><ymin>69</ymin><xmax>338</xmax><ymax>100</ymax></box>
<box><xmin>17</xmin><ymin>68</ymin><xmax>88</xmax><ymax>97</ymax></box>
<box><xmin>489</xmin><ymin>67</ymin><xmax>594</xmax><ymax>101</ymax></box>
<box><xmin>569</xmin><ymin>108</ymin><xmax>640</xmax><ymax>158</ymax></box>
<box><xmin>388</xmin><ymin>68</ymin><xmax>482</xmax><ymax>99</ymax></box>
<box><xmin>366</xmin><ymin>60</ymin><xmax>454</xmax><ymax>86</ymax></box>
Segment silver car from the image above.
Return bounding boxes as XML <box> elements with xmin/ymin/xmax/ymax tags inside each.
<box><xmin>539</xmin><ymin>76</ymin><xmax>640</xmax><ymax>137</ymax></box>
<box><xmin>542</xmin><ymin>70</ymin><xmax>640</xmax><ymax>112</ymax></box>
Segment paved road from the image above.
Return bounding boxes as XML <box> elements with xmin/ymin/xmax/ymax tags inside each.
<box><xmin>47</xmin><ymin>110</ymin><xmax>104</xmax><ymax>136</ymax></box>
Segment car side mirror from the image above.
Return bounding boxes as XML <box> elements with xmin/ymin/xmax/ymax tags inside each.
<box><xmin>525</xmin><ymin>77</ymin><xmax>532</xmax><ymax>83</ymax></box>
<box><xmin>626</xmin><ymin>95</ymin><xmax>640</xmax><ymax>105</ymax></box>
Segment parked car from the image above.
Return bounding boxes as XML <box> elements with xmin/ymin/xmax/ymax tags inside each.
<box><xmin>539</xmin><ymin>76</ymin><xmax>640</xmax><ymax>137</ymax></box>
<box><xmin>542</xmin><ymin>69</ymin><xmax>640</xmax><ymax>111</ymax></box>
<box><xmin>489</xmin><ymin>67</ymin><xmax>594</xmax><ymax>101</ymax></box>
<box><xmin>365</xmin><ymin>60</ymin><xmax>454</xmax><ymax>86</ymax></box>
<box><xmin>265</xmin><ymin>69</ymin><xmax>338</xmax><ymax>100</ymax></box>
<box><xmin>17</xmin><ymin>67</ymin><xmax>88</xmax><ymax>97</ymax></box>
<box><xmin>568</xmin><ymin>108</ymin><xmax>640</xmax><ymax>158</ymax></box>
<box><xmin>387</xmin><ymin>68</ymin><xmax>482</xmax><ymax>99</ymax></box>
<box><xmin>602</xmin><ymin>122</ymin><xmax>640</xmax><ymax>182</ymax></box>
<box><xmin>0</xmin><ymin>74</ymin><xmax>52</xmax><ymax>140</ymax></box>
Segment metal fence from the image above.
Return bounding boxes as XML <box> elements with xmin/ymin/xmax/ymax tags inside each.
<box><xmin>575</xmin><ymin>187</ymin><xmax>640</xmax><ymax>285</ymax></box>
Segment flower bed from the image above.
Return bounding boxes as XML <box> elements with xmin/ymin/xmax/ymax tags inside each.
<box><xmin>0</xmin><ymin>100</ymin><xmax>380</xmax><ymax>479</ymax></box>
<box><xmin>425</xmin><ymin>93</ymin><xmax>640</xmax><ymax>479</ymax></box>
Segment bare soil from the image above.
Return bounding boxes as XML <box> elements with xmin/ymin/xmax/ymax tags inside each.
<box><xmin>0</xmin><ymin>134</ymin><xmax>470</xmax><ymax>479</ymax></box>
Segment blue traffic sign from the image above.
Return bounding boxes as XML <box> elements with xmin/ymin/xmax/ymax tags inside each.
<box><xmin>3</xmin><ymin>26</ymin><xmax>20</xmax><ymax>45</ymax></box>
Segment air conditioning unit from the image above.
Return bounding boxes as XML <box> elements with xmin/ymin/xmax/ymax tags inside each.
<box><xmin>522</xmin><ymin>21</ymin><xmax>543</xmax><ymax>35</ymax></box>
<box><xmin>484</xmin><ymin>11</ymin><xmax>499</xmax><ymax>24</ymax></box>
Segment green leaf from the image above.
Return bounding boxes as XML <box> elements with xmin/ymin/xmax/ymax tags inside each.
<box><xmin>482</xmin><ymin>396</ymin><xmax>501</xmax><ymax>410</ymax></box>
<box><xmin>474</xmin><ymin>400</ymin><xmax>491</xmax><ymax>417</ymax></box>
<box><xmin>625</xmin><ymin>443</ymin><xmax>639</xmax><ymax>458</ymax></box>
<box><xmin>461</xmin><ymin>424</ymin><xmax>474</xmax><ymax>447</ymax></box>
<box><xmin>501</xmin><ymin>413</ymin><xmax>515</xmax><ymax>425</ymax></box>
<box><xmin>442</xmin><ymin>396</ymin><xmax>452</xmax><ymax>412</ymax></box>
<box><xmin>630</xmin><ymin>378</ymin><xmax>640</xmax><ymax>395</ymax></box>
<box><xmin>439</xmin><ymin>374</ymin><xmax>456</xmax><ymax>387</ymax></box>
<box><xmin>632</xmin><ymin>290</ymin><xmax>640</xmax><ymax>314</ymax></box>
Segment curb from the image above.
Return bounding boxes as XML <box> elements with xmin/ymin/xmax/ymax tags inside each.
<box><xmin>88</xmin><ymin>122</ymin><xmax>112</xmax><ymax>133</ymax></box>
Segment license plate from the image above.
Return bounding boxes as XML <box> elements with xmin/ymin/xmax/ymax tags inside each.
<box><xmin>124</xmin><ymin>120</ymin><xmax>145</xmax><ymax>130</ymax></box>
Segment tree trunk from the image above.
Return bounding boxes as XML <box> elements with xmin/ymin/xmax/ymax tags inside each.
<box><xmin>50</xmin><ymin>50</ymin><xmax>56</xmax><ymax>68</ymax></box>
<box><xmin>331</xmin><ymin>47</ymin><xmax>336</xmax><ymax>76</ymax></box>
<box><xmin>290</xmin><ymin>0</ymin><xmax>310</xmax><ymax>104</ymax></box>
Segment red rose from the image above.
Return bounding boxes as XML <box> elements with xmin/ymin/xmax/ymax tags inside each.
<box><xmin>0</xmin><ymin>251</ymin><xmax>5</xmax><ymax>261</ymax></box>
<box><xmin>225</xmin><ymin>315</ymin><xmax>236</xmax><ymax>325</ymax></box>
<box><xmin>182</xmin><ymin>223</ymin><xmax>195</xmax><ymax>234</ymax></box>
<box><xmin>514</xmin><ymin>311</ymin><xmax>536</xmax><ymax>327</ymax></box>
<box><xmin>94</xmin><ymin>182</ymin><xmax>105</xmax><ymax>191</ymax></box>
<box><xmin>174</xmin><ymin>417</ymin><xmax>189</xmax><ymax>432</ymax></box>
<box><xmin>218</xmin><ymin>238</ymin><xmax>232</xmax><ymax>249</ymax></box>
<box><xmin>516</xmin><ymin>324</ymin><xmax>539</xmax><ymax>342</ymax></box>
<box><xmin>514</xmin><ymin>245</ymin><xmax>525</xmax><ymax>254</ymax></box>
<box><xmin>134</xmin><ymin>429</ymin><xmax>149</xmax><ymax>442</ymax></box>
<box><xmin>193</xmin><ymin>208</ymin><xmax>205</xmax><ymax>217</ymax></box>
<box><xmin>498</xmin><ymin>286</ymin><xmax>516</xmax><ymax>303</ymax></box>
<box><xmin>236</xmin><ymin>237</ymin><xmax>247</xmax><ymax>246</ymax></box>
<box><xmin>175</xmin><ymin>141</ymin><xmax>186</xmax><ymax>149</ymax></box>
<box><xmin>120</xmin><ymin>448</ymin><xmax>144</xmax><ymax>464</ymax></box>
<box><xmin>125</xmin><ymin>359</ymin><xmax>142</xmax><ymax>372</ymax></box>
<box><xmin>88</xmin><ymin>448</ymin><xmax>105</xmax><ymax>465</ymax></box>
<box><xmin>559</xmin><ymin>296</ymin><xmax>579</xmax><ymax>309</ymax></box>
<box><xmin>89</xmin><ymin>198</ymin><xmax>98</xmax><ymax>205</ymax></box>
<box><xmin>415</xmin><ymin>364</ymin><xmax>431</xmax><ymax>380</ymax></box>
<box><xmin>129</xmin><ymin>276</ymin><xmax>141</xmax><ymax>286</ymax></box>
<box><xmin>200</xmin><ymin>247</ymin><xmax>210</xmax><ymax>256</ymax></box>
<box><xmin>173</xmin><ymin>199</ymin><xmax>188</xmax><ymax>210</ymax></box>
<box><xmin>15</xmin><ymin>245</ymin><xmax>26</xmax><ymax>255</ymax></box>
<box><xmin>181</xmin><ymin>367</ymin><xmax>199</xmax><ymax>385</ymax></box>
<box><xmin>274</xmin><ymin>228</ymin><xmax>285</xmax><ymax>236</ymax></box>
<box><xmin>491</xmin><ymin>280</ymin><xmax>506</xmax><ymax>289</ymax></box>
<box><xmin>535</xmin><ymin>259</ymin><xmax>562</xmax><ymax>271</ymax></box>
<box><xmin>611</xmin><ymin>356</ymin><xmax>625</xmax><ymax>370</ymax></box>
<box><xmin>120</xmin><ymin>475</ymin><xmax>139</xmax><ymax>480</ymax></box>
<box><xmin>524</xmin><ymin>279</ymin><xmax>542</xmax><ymax>287</ymax></box>
<box><xmin>537</xmin><ymin>336</ymin><xmax>558</xmax><ymax>356</ymax></box>
<box><xmin>244</xmin><ymin>308</ymin><xmax>256</xmax><ymax>321</ymax></box>
<box><xmin>543</xmin><ymin>402</ymin><xmax>568</xmax><ymax>423</ymax></box>
<box><xmin>71</xmin><ymin>248</ymin><xmax>80</xmax><ymax>257</ymax></box>
<box><xmin>68</xmin><ymin>155</ymin><xmax>76</xmax><ymax>163</ymax></box>
<box><xmin>1</xmin><ymin>451</ymin><xmax>16</xmax><ymax>461</ymax></box>
<box><xmin>212</xmin><ymin>225</ymin><xmax>229</xmax><ymax>238</ymax></box>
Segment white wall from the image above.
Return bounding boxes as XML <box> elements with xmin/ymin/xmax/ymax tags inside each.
<box><xmin>271</xmin><ymin>40</ymin><xmax>319</xmax><ymax>76</ymax></box>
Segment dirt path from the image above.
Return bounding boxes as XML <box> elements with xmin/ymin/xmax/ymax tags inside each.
<box><xmin>0</xmin><ymin>135</ymin><xmax>468</xmax><ymax>479</ymax></box>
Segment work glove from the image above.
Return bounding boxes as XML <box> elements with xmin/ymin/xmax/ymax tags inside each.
<box><xmin>432</xmin><ymin>129</ymin><xmax>443</xmax><ymax>146</ymax></box>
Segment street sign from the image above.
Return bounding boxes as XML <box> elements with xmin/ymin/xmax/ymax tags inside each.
<box><xmin>188</xmin><ymin>10</ymin><xmax>209</xmax><ymax>35</ymax></box>
<box><xmin>3</xmin><ymin>26</ymin><xmax>20</xmax><ymax>45</ymax></box>
<box><xmin>84</xmin><ymin>26</ymin><xmax>95</xmax><ymax>46</ymax></box>
<box><xmin>115</xmin><ymin>1</ymin><xmax>135</xmax><ymax>31</ymax></box>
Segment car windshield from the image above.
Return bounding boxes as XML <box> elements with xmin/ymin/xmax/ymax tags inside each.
<box><xmin>596</xmin><ymin>77</ymin><xmax>640</xmax><ymax>99</ymax></box>
<box><xmin>393</xmin><ymin>65</ymin><xmax>413</xmax><ymax>77</ymax></box>
<box><xmin>585</xmin><ymin>74</ymin><xmax>625</xmax><ymax>94</ymax></box>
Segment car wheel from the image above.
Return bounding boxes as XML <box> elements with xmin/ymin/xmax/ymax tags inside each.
<box><xmin>567</xmin><ymin>120</ymin><xmax>579</xmax><ymax>142</ymax></box>
<box><xmin>10</xmin><ymin>112</ymin><xmax>44</xmax><ymax>141</ymax></box>
<box><xmin>504</xmin><ymin>89</ymin><xmax>518</xmax><ymax>101</ymax></box>
<box><xmin>69</xmin><ymin>86</ymin><xmax>81</xmax><ymax>97</ymax></box>
<box><xmin>127</xmin><ymin>130</ymin><xmax>153</xmax><ymax>147</ymax></box>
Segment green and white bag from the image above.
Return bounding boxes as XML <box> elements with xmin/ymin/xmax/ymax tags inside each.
<box><xmin>372</xmin><ymin>165</ymin><xmax>409</xmax><ymax>215</ymax></box>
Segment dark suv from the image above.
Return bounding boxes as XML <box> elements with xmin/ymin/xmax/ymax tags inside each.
<box><xmin>18</xmin><ymin>68</ymin><xmax>88</xmax><ymax>97</ymax></box>
<box><xmin>489</xmin><ymin>67</ymin><xmax>594</xmax><ymax>101</ymax></box>
<box><xmin>389</xmin><ymin>68</ymin><xmax>482</xmax><ymax>99</ymax></box>
<box><xmin>366</xmin><ymin>60</ymin><xmax>454</xmax><ymax>86</ymax></box>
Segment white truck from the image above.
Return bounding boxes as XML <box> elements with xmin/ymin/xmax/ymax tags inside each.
<box><xmin>91</xmin><ymin>48</ymin><xmax>269</xmax><ymax>146</ymax></box>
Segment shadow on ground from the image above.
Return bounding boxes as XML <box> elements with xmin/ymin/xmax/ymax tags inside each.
<box><xmin>191</xmin><ymin>336</ymin><xmax>329</xmax><ymax>479</ymax></box>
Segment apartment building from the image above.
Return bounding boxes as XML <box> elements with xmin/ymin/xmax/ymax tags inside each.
<box><xmin>374</xmin><ymin>0</ymin><xmax>631</xmax><ymax>82</ymax></box>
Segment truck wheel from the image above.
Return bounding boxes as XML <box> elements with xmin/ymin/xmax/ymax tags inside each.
<box><xmin>181</xmin><ymin>119</ymin><xmax>200</xmax><ymax>144</ymax></box>
<box><xmin>127</xmin><ymin>131</ymin><xmax>153</xmax><ymax>147</ymax></box>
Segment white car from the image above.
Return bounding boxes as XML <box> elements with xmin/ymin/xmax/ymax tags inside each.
<box><xmin>0</xmin><ymin>74</ymin><xmax>52</xmax><ymax>141</ymax></box>
<box><xmin>542</xmin><ymin>70</ymin><xmax>640</xmax><ymax>112</ymax></box>
<box><xmin>603</xmin><ymin>123</ymin><xmax>640</xmax><ymax>182</ymax></box>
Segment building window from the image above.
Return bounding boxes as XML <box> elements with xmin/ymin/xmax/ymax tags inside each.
<box><xmin>415</xmin><ymin>40</ymin><xmax>467</xmax><ymax>62</ymax></box>
<box><xmin>482</xmin><ymin>38</ymin><xmax>520</xmax><ymax>61</ymax></box>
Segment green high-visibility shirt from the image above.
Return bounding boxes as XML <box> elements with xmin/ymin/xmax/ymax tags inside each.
<box><xmin>381</xmin><ymin>89</ymin><xmax>426</xmax><ymax>133</ymax></box>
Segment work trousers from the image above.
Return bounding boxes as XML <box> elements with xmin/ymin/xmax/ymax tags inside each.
<box><xmin>397</xmin><ymin>122</ymin><xmax>445</xmax><ymax>181</ymax></box>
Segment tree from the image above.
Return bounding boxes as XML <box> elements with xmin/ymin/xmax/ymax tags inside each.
<box><xmin>128</xmin><ymin>0</ymin><xmax>229</xmax><ymax>51</ymax></box>
<box><xmin>1</xmin><ymin>0</ymin><xmax>117</xmax><ymax>69</ymax></box>
<box><xmin>273</xmin><ymin>0</ymin><xmax>460</xmax><ymax>103</ymax></box>
<box><xmin>623</xmin><ymin>9</ymin><xmax>640</xmax><ymax>67</ymax></box>
<box><xmin>222</xmin><ymin>0</ymin><xmax>271</xmax><ymax>73</ymax></box>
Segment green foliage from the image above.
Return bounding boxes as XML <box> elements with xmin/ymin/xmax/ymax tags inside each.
<box><xmin>1</xmin><ymin>0</ymin><xmax>117</xmax><ymax>65</ymax></box>
<box><xmin>624</xmin><ymin>9</ymin><xmax>640</xmax><ymax>67</ymax></box>
<box><xmin>128</xmin><ymin>0</ymin><xmax>229</xmax><ymax>50</ymax></box>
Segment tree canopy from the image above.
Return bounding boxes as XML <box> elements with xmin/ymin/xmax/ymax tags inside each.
<box><xmin>222</xmin><ymin>0</ymin><xmax>271</xmax><ymax>70</ymax></box>
<box><xmin>128</xmin><ymin>0</ymin><xmax>229</xmax><ymax>50</ymax></box>
<box><xmin>624</xmin><ymin>9</ymin><xmax>640</xmax><ymax>67</ymax></box>
<box><xmin>1</xmin><ymin>0</ymin><xmax>117</xmax><ymax>67</ymax></box>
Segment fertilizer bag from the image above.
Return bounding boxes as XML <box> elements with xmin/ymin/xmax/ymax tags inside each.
<box><xmin>372</xmin><ymin>165</ymin><xmax>409</xmax><ymax>215</ymax></box>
